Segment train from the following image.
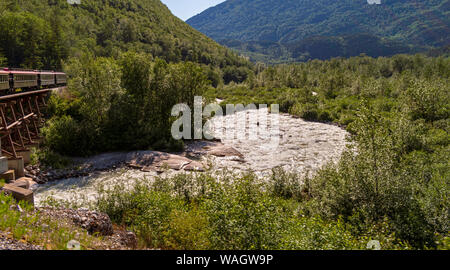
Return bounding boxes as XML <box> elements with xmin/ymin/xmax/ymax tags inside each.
<box><xmin>0</xmin><ymin>68</ymin><xmax>67</xmax><ymax>95</ymax></box>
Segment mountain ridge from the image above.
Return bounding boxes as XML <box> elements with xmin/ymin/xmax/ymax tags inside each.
<box><xmin>187</xmin><ymin>0</ymin><xmax>450</xmax><ymax>62</ymax></box>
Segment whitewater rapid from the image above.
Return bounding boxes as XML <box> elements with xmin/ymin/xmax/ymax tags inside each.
<box><xmin>34</xmin><ymin>109</ymin><xmax>349</xmax><ymax>206</ymax></box>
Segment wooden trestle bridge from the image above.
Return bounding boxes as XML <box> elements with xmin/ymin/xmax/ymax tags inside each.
<box><xmin>0</xmin><ymin>88</ymin><xmax>55</xmax><ymax>158</ymax></box>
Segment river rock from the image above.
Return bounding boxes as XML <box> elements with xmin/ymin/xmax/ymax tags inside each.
<box><xmin>184</xmin><ymin>161</ymin><xmax>205</xmax><ymax>171</ymax></box>
<box><xmin>206</xmin><ymin>145</ymin><xmax>244</xmax><ymax>158</ymax></box>
<box><xmin>37</xmin><ymin>207</ymin><xmax>114</xmax><ymax>236</ymax></box>
<box><xmin>126</xmin><ymin>151</ymin><xmax>204</xmax><ymax>172</ymax></box>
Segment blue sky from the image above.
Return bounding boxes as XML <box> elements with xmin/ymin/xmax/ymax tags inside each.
<box><xmin>161</xmin><ymin>0</ymin><xmax>226</xmax><ymax>21</ymax></box>
<box><xmin>161</xmin><ymin>1</ymin><xmax>381</xmax><ymax>21</ymax></box>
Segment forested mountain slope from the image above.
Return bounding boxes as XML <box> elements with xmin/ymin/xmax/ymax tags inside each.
<box><xmin>188</xmin><ymin>0</ymin><xmax>450</xmax><ymax>62</ymax></box>
<box><xmin>0</xmin><ymin>0</ymin><xmax>250</xmax><ymax>70</ymax></box>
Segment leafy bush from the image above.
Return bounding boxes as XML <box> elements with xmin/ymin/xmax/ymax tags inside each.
<box><xmin>41</xmin><ymin>115</ymin><xmax>87</xmax><ymax>156</ymax></box>
<box><xmin>268</xmin><ymin>167</ymin><xmax>308</xmax><ymax>201</ymax></box>
<box><xmin>164</xmin><ymin>208</ymin><xmax>211</xmax><ymax>250</ymax></box>
<box><xmin>78</xmin><ymin>173</ymin><xmax>411</xmax><ymax>250</ymax></box>
<box><xmin>289</xmin><ymin>103</ymin><xmax>319</xmax><ymax>121</ymax></box>
<box><xmin>202</xmin><ymin>175</ymin><xmax>285</xmax><ymax>250</ymax></box>
<box><xmin>309</xmin><ymin>102</ymin><xmax>448</xmax><ymax>248</ymax></box>
<box><xmin>97</xmin><ymin>183</ymin><xmax>185</xmax><ymax>248</ymax></box>
<box><xmin>281</xmin><ymin>216</ymin><xmax>365</xmax><ymax>250</ymax></box>
<box><xmin>403</xmin><ymin>79</ymin><xmax>449</xmax><ymax>122</ymax></box>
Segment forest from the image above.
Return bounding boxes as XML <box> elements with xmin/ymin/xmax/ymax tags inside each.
<box><xmin>0</xmin><ymin>0</ymin><xmax>251</xmax><ymax>81</ymax></box>
<box><xmin>188</xmin><ymin>0</ymin><xmax>450</xmax><ymax>63</ymax></box>
<box><xmin>220</xmin><ymin>34</ymin><xmax>425</xmax><ymax>64</ymax></box>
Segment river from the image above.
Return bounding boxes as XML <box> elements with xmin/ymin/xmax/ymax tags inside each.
<box><xmin>34</xmin><ymin>108</ymin><xmax>349</xmax><ymax>206</ymax></box>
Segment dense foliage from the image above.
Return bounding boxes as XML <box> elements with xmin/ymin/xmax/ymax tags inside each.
<box><xmin>0</xmin><ymin>0</ymin><xmax>250</xmax><ymax>75</ymax></box>
<box><xmin>208</xmin><ymin>54</ymin><xmax>449</xmax><ymax>127</ymax></box>
<box><xmin>43</xmin><ymin>172</ymin><xmax>410</xmax><ymax>250</ymax></box>
<box><xmin>221</xmin><ymin>34</ymin><xmax>421</xmax><ymax>64</ymax></box>
<box><xmin>188</xmin><ymin>0</ymin><xmax>449</xmax><ymax>62</ymax></box>
<box><xmin>43</xmin><ymin>52</ymin><xmax>206</xmax><ymax>156</ymax></box>
<box><xmin>204</xmin><ymin>54</ymin><xmax>449</xmax><ymax>249</ymax></box>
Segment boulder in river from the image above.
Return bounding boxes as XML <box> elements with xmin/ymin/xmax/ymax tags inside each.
<box><xmin>205</xmin><ymin>145</ymin><xmax>244</xmax><ymax>159</ymax></box>
<box><xmin>126</xmin><ymin>151</ymin><xmax>205</xmax><ymax>172</ymax></box>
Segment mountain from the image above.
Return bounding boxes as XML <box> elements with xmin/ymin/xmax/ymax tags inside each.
<box><xmin>0</xmin><ymin>0</ymin><xmax>250</xmax><ymax>70</ymax></box>
<box><xmin>187</xmin><ymin>0</ymin><xmax>450</xmax><ymax>62</ymax></box>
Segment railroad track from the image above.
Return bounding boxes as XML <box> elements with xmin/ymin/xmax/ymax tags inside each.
<box><xmin>0</xmin><ymin>88</ymin><xmax>54</xmax><ymax>100</ymax></box>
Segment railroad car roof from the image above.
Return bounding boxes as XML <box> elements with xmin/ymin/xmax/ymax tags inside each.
<box><xmin>40</xmin><ymin>71</ymin><xmax>56</xmax><ymax>75</ymax></box>
<box><xmin>9</xmin><ymin>71</ymin><xmax>39</xmax><ymax>75</ymax></box>
<box><xmin>54</xmin><ymin>72</ymin><xmax>66</xmax><ymax>75</ymax></box>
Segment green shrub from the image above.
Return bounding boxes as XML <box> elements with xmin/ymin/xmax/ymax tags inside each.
<box><xmin>30</xmin><ymin>147</ymin><xmax>71</xmax><ymax>169</ymax></box>
<box><xmin>289</xmin><ymin>103</ymin><xmax>319</xmax><ymax>121</ymax></box>
<box><xmin>97</xmin><ymin>183</ymin><xmax>185</xmax><ymax>248</ymax></box>
<box><xmin>202</xmin><ymin>175</ymin><xmax>286</xmax><ymax>250</ymax></box>
<box><xmin>164</xmin><ymin>208</ymin><xmax>211</xmax><ymax>250</ymax></box>
<box><xmin>268</xmin><ymin>167</ymin><xmax>307</xmax><ymax>201</ymax></box>
<box><xmin>280</xmin><ymin>216</ymin><xmax>366</xmax><ymax>250</ymax></box>
<box><xmin>318</xmin><ymin>110</ymin><xmax>333</xmax><ymax>122</ymax></box>
<box><xmin>403</xmin><ymin>79</ymin><xmax>449</xmax><ymax>122</ymax></box>
<box><xmin>42</xmin><ymin>115</ymin><xmax>90</xmax><ymax>156</ymax></box>
<box><xmin>308</xmin><ymin>103</ymin><xmax>448</xmax><ymax>248</ymax></box>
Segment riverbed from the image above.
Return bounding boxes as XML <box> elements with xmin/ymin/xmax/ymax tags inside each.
<box><xmin>34</xmin><ymin>109</ymin><xmax>350</xmax><ymax>206</ymax></box>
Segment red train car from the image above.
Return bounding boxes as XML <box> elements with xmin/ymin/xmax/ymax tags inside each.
<box><xmin>11</xmin><ymin>70</ymin><xmax>38</xmax><ymax>90</ymax></box>
<box><xmin>39</xmin><ymin>71</ymin><xmax>56</xmax><ymax>88</ymax></box>
<box><xmin>0</xmin><ymin>68</ymin><xmax>67</xmax><ymax>95</ymax></box>
<box><xmin>0</xmin><ymin>70</ymin><xmax>9</xmax><ymax>92</ymax></box>
<box><xmin>54</xmin><ymin>72</ymin><xmax>67</xmax><ymax>86</ymax></box>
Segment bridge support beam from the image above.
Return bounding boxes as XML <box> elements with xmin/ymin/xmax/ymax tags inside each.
<box><xmin>8</xmin><ymin>157</ymin><xmax>24</xmax><ymax>178</ymax></box>
<box><xmin>0</xmin><ymin>156</ymin><xmax>7</xmax><ymax>173</ymax></box>
<box><xmin>0</xmin><ymin>139</ymin><xmax>7</xmax><ymax>174</ymax></box>
<box><xmin>0</xmin><ymin>90</ymin><xmax>50</xmax><ymax>159</ymax></box>
<box><xmin>16</xmin><ymin>150</ymin><xmax>31</xmax><ymax>165</ymax></box>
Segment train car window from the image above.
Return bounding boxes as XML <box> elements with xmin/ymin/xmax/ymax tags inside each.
<box><xmin>14</xmin><ymin>74</ymin><xmax>37</xmax><ymax>81</ymax></box>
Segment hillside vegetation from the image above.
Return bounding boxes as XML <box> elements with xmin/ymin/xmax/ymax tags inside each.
<box><xmin>188</xmin><ymin>0</ymin><xmax>450</xmax><ymax>62</ymax></box>
<box><xmin>0</xmin><ymin>0</ymin><xmax>250</xmax><ymax>72</ymax></box>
